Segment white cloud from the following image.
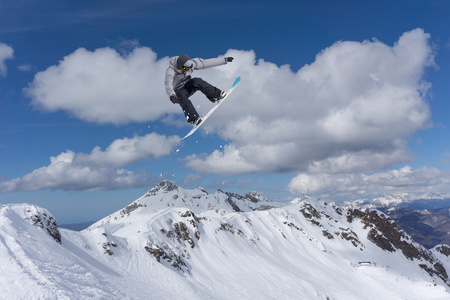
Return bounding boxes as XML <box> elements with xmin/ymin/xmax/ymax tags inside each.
<box><xmin>185</xmin><ymin>144</ymin><xmax>263</xmax><ymax>176</ymax></box>
<box><xmin>184</xmin><ymin>29</ymin><xmax>435</xmax><ymax>176</ymax></box>
<box><xmin>0</xmin><ymin>133</ymin><xmax>179</xmax><ymax>192</ymax></box>
<box><xmin>288</xmin><ymin>166</ymin><xmax>450</xmax><ymax>201</ymax></box>
<box><xmin>75</xmin><ymin>132</ymin><xmax>178</xmax><ymax>167</ymax></box>
<box><xmin>24</xmin><ymin>29</ymin><xmax>436</xmax><ymax>183</ymax></box>
<box><xmin>0</xmin><ymin>43</ymin><xmax>14</xmax><ymax>76</ymax></box>
<box><xmin>306</xmin><ymin>139</ymin><xmax>415</xmax><ymax>174</ymax></box>
<box><xmin>18</xmin><ymin>64</ymin><xmax>32</xmax><ymax>72</ymax></box>
<box><xmin>25</xmin><ymin>46</ymin><xmax>175</xmax><ymax>124</ymax></box>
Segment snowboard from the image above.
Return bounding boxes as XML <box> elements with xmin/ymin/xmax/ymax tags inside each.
<box><xmin>180</xmin><ymin>76</ymin><xmax>240</xmax><ymax>140</ymax></box>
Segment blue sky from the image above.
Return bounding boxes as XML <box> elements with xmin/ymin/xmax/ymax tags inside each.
<box><xmin>1</xmin><ymin>0</ymin><xmax>450</xmax><ymax>223</ymax></box>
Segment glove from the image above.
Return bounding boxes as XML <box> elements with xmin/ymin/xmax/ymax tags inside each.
<box><xmin>170</xmin><ymin>95</ymin><xmax>178</xmax><ymax>104</ymax></box>
<box><xmin>225</xmin><ymin>57</ymin><xmax>234</xmax><ymax>62</ymax></box>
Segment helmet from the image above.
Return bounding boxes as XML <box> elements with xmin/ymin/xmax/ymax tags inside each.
<box><xmin>177</xmin><ymin>53</ymin><xmax>193</xmax><ymax>70</ymax></box>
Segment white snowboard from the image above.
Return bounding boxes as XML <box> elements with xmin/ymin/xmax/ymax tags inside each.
<box><xmin>180</xmin><ymin>76</ymin><xmax>241</xmax><ymax>140</ymax></box>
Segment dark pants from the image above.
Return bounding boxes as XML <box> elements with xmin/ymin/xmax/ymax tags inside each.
<box><xmin>175</xmin><ymin>77</ymin><xmax>221</xmax><ymax>122</ymax></box>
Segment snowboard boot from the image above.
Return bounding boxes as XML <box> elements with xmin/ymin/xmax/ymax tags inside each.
<box><xmin>189</xmin><ymin>117</ymin><xmax>202</xmax><ymax>126</ymax></box>
<box><xmin>212</xmin><ymin>91</ymin><xmax>227</xmax><ymax>103</ymax></box>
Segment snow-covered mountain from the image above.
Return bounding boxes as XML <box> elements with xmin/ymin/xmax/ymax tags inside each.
<box><xmin>1</xmin><ymin>181</ymin><xmax>450</xmax><ymax>299</ymax></box>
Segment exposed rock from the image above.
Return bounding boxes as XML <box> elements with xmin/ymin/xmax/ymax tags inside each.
<box><xmin>144</xmin><ymin>244</ymin><xmax>188</xmax><ymax>272</ymax></box>
<box><xmin>435</xmin><ymin>245</ymin><xmax>450</xmax><ymax>257</ymax></box>
<box><xmin>245</xmin><ymin>191</ymin><xmax>272</xmax><ymax>203</ymax></box>
<box><xmin>120</xmin><ymin>202</ymin><xmax>146</xmax><ymax>217</ymax></box>
<box><xmin>299</xmin><ymin>203</ymin><xmax>322</xmax><ymax>227</ymax></box>
<box><xmin>28</xmin><ymin>210</ymin><xmax>61</xmax><ymax>244</ymax></box>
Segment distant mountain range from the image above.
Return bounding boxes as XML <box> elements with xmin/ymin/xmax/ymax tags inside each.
<box><xmin>60</xmin><ymin>221</ymin><xmax>95</xmax><ymax>231</ymax></box>
<box><xmin>2</xmin><ymin>181</ymin><xmax>449</xmax><ymax>299</ymax></box>
<box><xmin>348</xmin><ymin>194</ymin><xmax>450</xmax><ymax>249</ymax></box>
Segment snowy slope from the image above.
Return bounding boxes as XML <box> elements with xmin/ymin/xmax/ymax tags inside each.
<box><xmin>0</xmin><ymin>204</ymin><xmax>123</xmax><ymax>299</ymax></box>
<box><xmin>1</xmin><ymin>181</ymin><xmax>450</xmax><ymax>299</ymax></box>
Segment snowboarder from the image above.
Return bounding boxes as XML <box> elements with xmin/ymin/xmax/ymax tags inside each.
<box><xmin>165</xmin><ymin>53</ymin><xmax>234</xmax><ymax>125</ymax></box>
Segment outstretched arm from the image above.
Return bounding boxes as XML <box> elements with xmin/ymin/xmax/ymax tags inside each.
<box><xmin>192</xmin><ymin>57</ymin><xmax>234</xmax><ymax>70</ymax></box>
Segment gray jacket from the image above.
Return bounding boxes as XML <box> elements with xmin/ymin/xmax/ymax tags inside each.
<box><xmin>165</xmin><ymin>56</ymin><xmax>228</xmax><ymax>97</ymax></box>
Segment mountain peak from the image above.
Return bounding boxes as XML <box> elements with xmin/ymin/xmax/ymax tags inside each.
<box><xmin>89</xmin><ymin>181</ymin><xmax>283</xmax><ymax>230</ymax></box>
<box><xmin>146</xmin><ymin>180</ymin><xmax>179</xmax><ymax>195</ymax></box>
<box><xmin>141</xmin><ymin>181</ymin><xmax>280</xmax><ymax>214</ymax></box>
<box><xmin>244</xmin><ymin>191</ymin><xmax>272</xmax><ymax>203</ymax></box>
